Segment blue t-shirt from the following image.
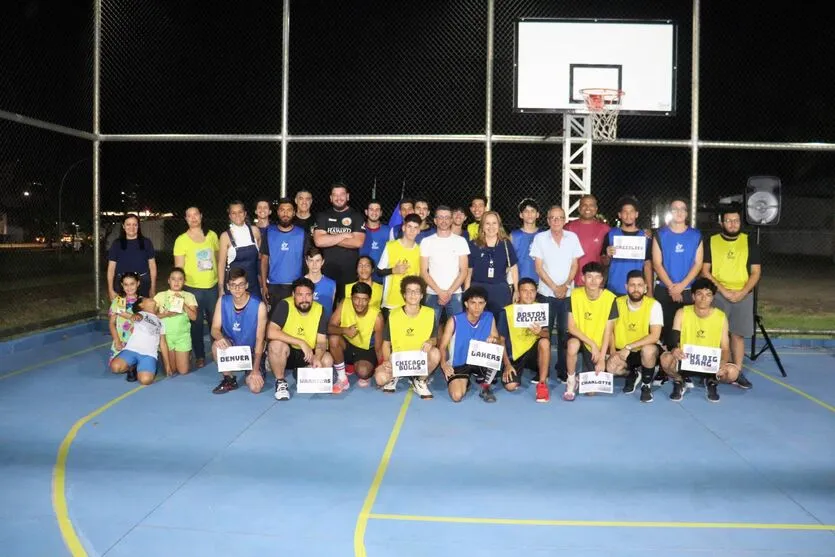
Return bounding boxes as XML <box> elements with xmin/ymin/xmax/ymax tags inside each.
<box><xmin>360</xmin><ymin>224</ymin><xmax>391</xmax><ymax>266</ymax></box>
<box><xmin>221</xmin><ymin>294</ymin><xmax>260</xmax><ymax>351</ymax></box>
<box><xmin>448</xmin><ymin>311</ymin><xmax>494</xmax><ymax>367</ymax></box>
<box><xmin>655</xmin><ymin>226</ymin><xmax>703</xmax><ymax>287</ymax></box>
<box><xmin>312</xmin><ymin>276</ymin><xmax>337</xmax><ymax>321</ymax></box>
<box><xmin>603</xmin><ymin>229</ymin><xmax>651</xmax><ymax>295</ymax></box>
<box><xmin>510</xmin><ymin>229</ymin><xmax>539</xmax><ymax>282</ymax></box>
<box><xmin>261</xmin><ymin>225</ymin><xmax>306</xmax><ymax>285</ymax></box>
<box><xmin>107</xmin><ymin>237</ymin><xmax>156</xmax><ymax>279</ymax></box>
<box><xmin>468</xmin><ymin>240</ymin><xmax>518</xmax><ymax>285</ymax></box>
<box><xmin>416</xmin><ymin>227</ymin><xmax>436</xmax><ymax>244</ymax></box>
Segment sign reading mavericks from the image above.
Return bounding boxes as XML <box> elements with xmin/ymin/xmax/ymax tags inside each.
<box><xmin>681</xmin><ymin>344</ymin><xmax>721</xmax><ymax>374</ymax></box>
<box><xmin>297</xmin><ymin>367</ymin><xmax>334</xmax><ymax>394</ymax></box>
<box><xmin>512</xmin><ymin>303</ymin><xmax>549</xmax><ymax>328</ymax></box>
<box><xmin>578</xmin><ymin>372</ymin><xmax>614</xmax><ymax>394</ymax></box>
<box><xmin>391</xmin><ymin>350</ymin><xmax>428</xmax><ymax>377</ymax></box>
<box><xmin>613</xmin><ymin>235</ymin><xmax>646</xmax><ymax>260</ymax></box>
<box><xmin>217</xmin><ymin>346</ymin><xmax>253</xmax><ymax>372</ymax></box>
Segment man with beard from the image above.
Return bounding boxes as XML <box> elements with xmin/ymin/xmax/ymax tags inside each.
<box><xmin>601</xmin><ymin>196</ymin><xmax>653</xmax><ymax>296</ymax></box>
<box><xmin>266</xmin><ymin>277</ymin><xmax>333</xmax><ymax>401</ymax></box>
<box><xmin>260</xmin><ymin>197</ymin><xmax>308</xmax><ymax>311</ymax></box>
<box><xmin>359</xmin><ymin>199</ymin><xmax>390</xmax><ymax>283</ymax></box>
<box><xmin>606</xmin><ymin>270</ymin><xmax>663</xmax><ymax>403</ymax></box>
<box><xmin>701</xmin><ymin>204</ymin><xmax>759</xmax><ymax>389</ymax></box>
<box><xmin>313</xmin><ymin>183</ymin><xmax>366</xmax><ymax>299</ymax></box>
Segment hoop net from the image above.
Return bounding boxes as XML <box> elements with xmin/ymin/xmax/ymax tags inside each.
<box><xmin>580</xmin><ymin>88</ymin><xmax>624</xmax><ymax>141</ymax></box>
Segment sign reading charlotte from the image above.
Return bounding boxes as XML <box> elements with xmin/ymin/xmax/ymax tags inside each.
<box><xmin>217</xmin><ymin>346</ymin><xmax>253</xmax><ymax>372</ymax></box>
<box><xmin>513</xmin><ymin>303</ymin><xmax>549</xmax><ymax>327</ymax></box>
<box><xmin>579</xmin><ymin>372</ymin><xmax>614</xmax><ymax>394</ymax></box>
<box><xmin>391</xmin><ymin>350</ymin><xmax>429</xmax><ymax>377</ymax></box>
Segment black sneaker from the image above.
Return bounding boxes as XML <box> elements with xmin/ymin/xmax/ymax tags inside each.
<box><xmin>706</xmin><ymin>379</ymin><xmax>720</xmax><ymax>402</ymax></box>
<box><xmin>640</xmin><ymin>384</ymin><xmax>653</xmax><ymax>403</ymax></box>
<box><xmin>669</xmin><ymin>381</ymin><xmax>685</xmax><ymax>401</ymax></box>
<box><xmin>212</xmin><ymin>375</ymin><xmax>238</xmax><ymax>394</ymax></box>
<box><xmin>479</xmin><ymin>385</ymin><xmax>497</xmax><ymax>403</ymax></box>
<box><xmin>126</xmin><ymin>366</ymin><xmax>137</xmax><ymax>383</ymax></box>
<box><xmin>623</xmin><ymin>368</ymin><xmax>640</xmax><ymax>394</ymax></box>
<box><xmin>684</xmin><ymin>376</ymin><xmax>694</xmax><ymax>389</ymax></box>
<box><xmin>734</xmin><ymin>374</ymin><xmax>753</xmax><ymax>390</ymax></box>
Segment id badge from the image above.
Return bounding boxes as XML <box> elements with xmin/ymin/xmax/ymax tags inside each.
<box><xmin>487</xmin><ymin>267</ymin><xmax>495</xmax><ymax>279</ymax></box>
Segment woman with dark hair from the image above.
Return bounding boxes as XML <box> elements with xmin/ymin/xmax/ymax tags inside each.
<box><xmin>217</xmin><ymin>200</ymin><xmax>262</xmax><ymax>296</ymax></box>
<box><xmin>106</xmin><ymin>214</ymin><xmax>157</xmax><ymax>299</ymax></box>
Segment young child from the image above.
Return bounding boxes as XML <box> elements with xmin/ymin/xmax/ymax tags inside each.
<box><xmin>108</xmin><ymin>272</ymin><xmax>143</xmax><ymax>363</ymax></box>
<box><xmin>154</xmin><ymin>267</ymin><xmax>198</xmax><ymax>374</ymax></box>
<box><xmin>109</xmin><ymin>297</ymin><xmax>172</xmax><ymax>384</ymax></box>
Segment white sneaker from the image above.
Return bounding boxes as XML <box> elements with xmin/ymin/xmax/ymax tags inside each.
<box><xmin>411</xmin><ymin>377</ymin><xmax>433</xmax><ymax>399</ymax></box>
<box><xmin>274</xmin><ymin>379</ymin><xmax>290</xmax><ymax>401</ymax></box>
<box><xmin>382</xmin><ymin>378</ymin><xmax>398</xmax><ymax>393</ymax></box>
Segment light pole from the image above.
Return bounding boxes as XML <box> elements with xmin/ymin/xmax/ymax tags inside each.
<box><xmin>58</xmin><ymin>158</ymin><xmax>88</xmax><ymax>261</ymax></box>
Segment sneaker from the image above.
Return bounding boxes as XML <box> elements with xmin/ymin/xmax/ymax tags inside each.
<box><xmin>563</xmin><ymin>375</ymin><xmax>576</xmax><ymax>402</ymax></box>
<box><xmin>640</xmin><ymin>384</ymin><xmax>653</xmax><ymax>403</ymax></box>
<box><xmin>684</xmin><ymin>376</ymin><xmax>694</xmax><ymax>389</ymax></box>
<box><xmin>535</xmin><ymin>382</ymin><xmax>550</xmax><ymax>403</ymax></box>
<box><xmin>345</xmin><ymin>363</ymin><xmax>356</xmax><ymax>376</ymax></box>
<box><xmin>382</xmin><ymin>378</ymin><xmax>397</xmax><ymax>393</ymax></box>
<box><xmin>357</xmin><ymin>377</ymin><xmax>370</xmax><ymax>388</ymax></box>
<box><xmin>126</xmin><ymin>366</ymin><xmax>138</xmax><ymax>383</ymax></box>
<box><xmin>333</xmin><ymin>376</ymin><xmax>350</xmax><ymax>394</ymax></box>
<box><xmin>706</xmin><ymin>379</ymin><xmax>720</xmax><ymax>402</ymax></box>
<box><xmin>733</xmin><ymin>374</ymin><xmax>753</xmax><ymax>390</ymax></box>
<box><xmin>479</xmin><ymin>385</ymin><xmax>497</xmax><ymax>403</ymax></box>
<box><xmin>411</xmin><ymin>377</ymin><xmax>433</xmax><ymax>399</ymax></box>
<box><xmin>669</xmin><ymin>381</ymin><xmax>685</xmax><ymax>401</ymax></box>
<box><xmin>652</xmin><ymin>375</ymin><xmax>668</xmax><ymax>388</ymax></box>
<box><xmin>212</xmin><ymin>375</ymin><xmax>238</xmax><ymax>394</ymax></box>
<box><xmin>274</xmin><ymin>379</ymin><xmax>290</xmax><ymax>401</ymax></box>
<box><xmin>623</xmin><ymin>368</ymin><xmax>640</xmax><ymax>394</ymax></box>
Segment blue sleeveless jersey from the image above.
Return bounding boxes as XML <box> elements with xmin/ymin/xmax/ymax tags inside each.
<box><xmin>221</xmin><ymin>294</ymin><xmax>260</xmax><ymax>350</ymax></box>
<box><xmin>606</xmin><ymin>228</ymin><xmax>649</xmax><ymax>295</ymax></box>
<box><xmin>360</xmin><ymin>225</ymin><xmax>391</xmax><ymax>266</ymax></box>
<box><xmin>266</xmin><ymin>225</ymin><xmax>306</xmax><ymax>285</ymax></box>
<box><xmin>449</xmin><ymin>311</ymin><xmax>494</xmax><ymax>367</ymax></box>
<box><xmin>312</xmin><ymin>276</ymin><xmax>337</xmax><ymax>321</ymax></box>
<box><xmin>656</xmin><ymin>226</ymin><xmax>702</xmax><ymax>287</ymax></box>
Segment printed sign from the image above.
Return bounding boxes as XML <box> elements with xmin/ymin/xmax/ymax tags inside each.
<box><xmin>513</xmin><ymin>303</ymin><xmax>549</xmax><ymax>328</ymax></box>
<box><xmin>680</xmin><ymin>344</ymin><xmax>721</xmax><ymax>374</ymax></box>
<box><xmin>168</xmin><ymin>295</ymin><xmax>184</xmax><ymax>313</ymax></box>
<box><xmin>613</xmin><ymin>235</ymin><xmax>646</xmax><ymax>260</ymax></box>
<box><xmin>217</xmin><ymin>345</ymin><xmax>253</xmax><ymax>372</ymax></box>
<box><xmin>296</xmin><ymin>367</ymin><xmax>334</xmax><ymax>394</ymax></box>
<box><xmin>391</xmin><ymin>350</ymin><xmax>429</xmax><ymax>377</ymax></box>
<box><xmin>466</xmin><ymin>340</ymin><xmax>504</xmax><ymax>372</ymax></box>
<box><xmin>578</xmin><ymin>372</ymin><xmax>614</xmax><ymax>394</ymax></box>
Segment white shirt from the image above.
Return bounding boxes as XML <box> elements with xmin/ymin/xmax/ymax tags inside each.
<box><xmin>419</xmin><ymin>233</ymin><xmax>471</xmax><ymax>295</ymax></box>
<box><xmin>123</xmin><ymin>311</ymin><xmax>166</xmax><ymax>357</ymax></box>
<box><xmin>529</xmin><ymin>230</ymin><xmax>584</xmax><ymax>298</ymax></box>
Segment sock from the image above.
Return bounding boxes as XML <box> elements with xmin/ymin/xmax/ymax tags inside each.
<box><xmin>641</xmin><ymin>366</ymin><xmax>654</xmax><ymax>385</ymax></box>
<box><xmin>334</xmin><ymin>362</ymin><xmax>347</xmax><ymax>381</ymax></box>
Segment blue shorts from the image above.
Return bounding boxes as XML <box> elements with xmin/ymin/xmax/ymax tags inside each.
<box><xmin>116</xmin><ymin>349</ymin><xmax>158</xmax><ymax>373</ymax></box>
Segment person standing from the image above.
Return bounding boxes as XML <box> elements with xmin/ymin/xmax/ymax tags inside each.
<box><xmin>313</xmin><ymin>183</ymin><xmax>366</xmax><ymax>297</ymax></box>
<box><xmin>106</xmin><ymin>214</ymin><xmax>157</xmax><ymax>299</ymax></box>
<box><xmin>305</xmin><ymin>247</ymin><xmax>337</xmax><ymax>322</ymax></box>
<box><xmin>466</xmin><ymin>195</ymin><xmax>487</xmax><ymax>239</ymax></box>
<box><xmin>174</xmin><ymin>206</ymin><xmax>220</xmax><ymax>369</ymax></box>
<box><xmin>420</xmin><ymin>205</ymin><xmax>470</xmax><ymax>331</ymax></box>
<box><xmin>254</xmin><ymin>198</ymin><xmax>272</xmax><ymax>237</ymax></box>
<box><xmin>359</xmin><ymin>199</ymin><xmax>390</xmax><ymax>283</ymax></box>
<box><xmin>601</xmin><ymin>195</ymin><xmax>653</xmax><ymax>296</ymax></box>
<box><xmin>260</xmin><ymin>198</ymin><xmax>307</xmax><ymax>309</ymax></box>
<box><xmin>510</xmin><ymin>198</ymin><xmax>541</xmax><ymax>283</ymax></box>
<box><xmin>564</xmin><ymin>194</ymin><xmax>610</xmax><ymax>286</ymax></box>
<box><xmin>414</xmin><ymin>198</ymin><xmax>436</xmax><ymax>243</ymax></box>
<box><xmin>701</xmin><ymin>204</ymin><xmax>759</xmax><ymax>389</ymax></box>
<box><xmin>293</xmin><ymin>189</ymin><xmax>315</xmax><ymax>236</ymax></box>
<box><xmin>377</xmin><ymin>214</ymin><xmax>422</xmax><ymax>316</ymax></box>
<box><xmin>466</xmin><ymin>211</ymin><xmax>519</xmax><ymax>319</ymax></box>
<box><xmin>217</xmin><ymin>200</ymin><xmax>262</xmax><ymax>296</ymax></box>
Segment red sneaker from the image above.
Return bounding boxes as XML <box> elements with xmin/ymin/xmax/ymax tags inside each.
<box><xmin>345</xmin><ymin>364</ymin><xmax>355</xmax><ymax>375</ymax></box>
<box><xmin>535</xmin><ymin>382</ymin><xmax>550</xmax><ymax>403</ymax></box>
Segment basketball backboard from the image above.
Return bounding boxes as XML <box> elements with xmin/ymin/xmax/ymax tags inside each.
<box><xmin>514</xmin><ymin>19</ymin><xmax>678</xmax><ymax>115</ymax></box>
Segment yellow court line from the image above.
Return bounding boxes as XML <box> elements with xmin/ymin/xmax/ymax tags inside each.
<box><xmin>368</xmin><ymin>513</ymin><xmax>835</xmax><ymax>531</ymax></box>
<box><xmin>0</xmin><ymin>341</ymin><xmax>111</xmax><ymax>381</ymax></box>
<box><xmin>52</xmin><ymin>382</ymin><xmax>156</xmax><ymax>557</ymax></box>
<box><xmin>354</xmin><ymin>391</ymin><xmax>414</xmax><ymax>557</ymax></box>
<box><xmin>744</xmin><ymin>363</ymin><xmax>835</xmax><ymax>414</ymax></box>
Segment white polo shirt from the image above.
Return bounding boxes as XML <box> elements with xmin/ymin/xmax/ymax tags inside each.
<box><xmin>529</xmin><ymin>229</ymin><xmax>584</xmax><ymax>298</ymax></box>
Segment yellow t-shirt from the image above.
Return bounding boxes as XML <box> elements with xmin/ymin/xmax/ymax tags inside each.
<box><xmin>570</xmin><ymin>287</ymin><xmax>616</xmax><ymax>350</ymax></box>
<box><xmin>381</xmin><ymin>240</ymin><xmax>421</xmax><ymax>309</ymax></box>
<box><xmin>388</xmin><ymin>306</ymin><xmax>436</xmax><ymax>353</ymax></box>
<box><xmin>283</xmin><ymin>301</ymin><xmax>324</xmax><ymax>351</ymax></box>
<box><xmin>467</xmin><ymin>221</ymin><xmax>480</xmax><ymax>239</ymax></box>
<box><xmin>709</xmin><ymin>233</ymin><xmax>750</xmax><ymax>290</ymax></box>
<box><xmin>339</xmin><ymin>302</ymin><xmax>379</xmax><ymax>350</ymax></box>
<box><xmin>680</xmin><ymin>306</ymin><xmax>726</xmax><ymax>349</ymax></box>
<box><xmin>153</xmin><ymin>290</ymin><xmax>198</xmax><ymax>338</ymax></box>
<box><xmin>503</xmin><ymin>304</ymin><xmax>540</xmax><ymax>360</ymax></box>
<box><xmin>344</xmin><ymin>281</ymin><xmax>383</xmax><ymax>313</ymax></box>
<box><xmin>614</xmin><ymin>295</ymin><xmax>655</xmax><ymax>351</ymax></box>
<box><xmin>173</xmin><ymin>230</ymin><xmax>219</xmax><ymax>289</ymax></box>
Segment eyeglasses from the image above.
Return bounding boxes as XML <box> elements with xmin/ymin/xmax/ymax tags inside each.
<box><xmin>548</xmin><ymin>216</ymin><xmax>566</xmax><ymax>221</ymax></box>
<box><xmin>228</xmin><ymin>282</ymin><xmax>247</xmax><ymax>290</ymax></box>
<box><xmin>404</xmin><ymin>289</ymin><xmax>423</xmax><ymax>295</ymax></box>
<box><xmin>670</xmin><ymin>207</ymin><xmax>687</xmax><ymax>213</ymax></box>
<box><xmin>723</xmin><ymin>218</ymin><xmax>741</xmax><ymax>224</ymax></box>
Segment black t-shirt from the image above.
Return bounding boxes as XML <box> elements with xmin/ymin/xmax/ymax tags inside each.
<box><xmin>293</xmin><ymin>214</ymin><xmax>315</xmax><ymax>237</ymax></box>
<box><xmin>314</xmin><ymin>206</ymin><xmax>365</xmax><ymax>282</ymax></box>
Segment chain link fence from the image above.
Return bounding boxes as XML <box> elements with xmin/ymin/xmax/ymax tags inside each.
<box><xmin>1</xmin><ymin>0</ymin><xmax>834</xmax><ymax>336</ymax></box>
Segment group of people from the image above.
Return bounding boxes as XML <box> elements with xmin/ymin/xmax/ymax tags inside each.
<box><xmin>105</xmin><ymin>183</ymin><xmax>761</xmax><ymax>404</ymax></box>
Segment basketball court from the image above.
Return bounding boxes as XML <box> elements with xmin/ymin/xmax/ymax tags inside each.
<box><xmin>1</xmin><ymin>322</ymin><xmax>833</xmax><ymax>556</ymax></box>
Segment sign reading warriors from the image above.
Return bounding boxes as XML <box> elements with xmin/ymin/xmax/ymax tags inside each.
<box><xmin>578</xmin><ymin>372</ymin><xmax>614</xmax><ymax>394</ymax></box>
<box><xmin>681</xmin><ymin>344</ymin><xmax>721</xmax><ymax>374</ymax></box>
<box><xmin>613</xmin><ymin>235</ymin><xmax>647</xmax><ymax>260</ymax></box>
<box><xmin>391</xmin><ymin>350</ymin><xmax>429</xmax><ymax>377</ymax></box>
<box><xmin>217</xmin><ymin>346</ymin><xmax>253</xmax><ymax>372</ymax></box>
<box><xmin>513</xmin><ymin>303</ymin><xmax>549</xmax><ymax>328</ymax></box>
<box><xmin>296</xmin><ymin>367</ymin><xmax>334</xmax><ymax>394</ymax></box>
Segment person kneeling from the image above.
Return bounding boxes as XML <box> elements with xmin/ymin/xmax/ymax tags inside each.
<box><xmin>328</xmin><ymin>282</ymin><xmax>384</xmax><ymax>389</ymax></box>
<box><xmin>210</xmin><ymin>268</ymin><xmax>268</xmax><ymax>394</ymax></box>
<box><xmin>659</xmin><ymin>278</ymin><xmax>739</xmax><ymax>402</ymax></box>
<box><xmin>110</xmin><ymin>297</ymin><xmax>172</xmax><ymax>385</ymax></box>
<box><xmin>438</xmin><ymin>286</ymin><xmax>504</xmax><ymax>403</ymax></box>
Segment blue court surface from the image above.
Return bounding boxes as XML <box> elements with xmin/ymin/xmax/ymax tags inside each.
<box><xmin>1</xmin><ymin>323</ymin><xmax>834</xmax><ymax>556</ymax></box>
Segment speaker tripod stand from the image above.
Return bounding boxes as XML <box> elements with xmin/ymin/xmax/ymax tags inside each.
<box><xmin>747</xmin><ymin>227</ymin><xmax>787</xmax><ymax>377</ymax></box>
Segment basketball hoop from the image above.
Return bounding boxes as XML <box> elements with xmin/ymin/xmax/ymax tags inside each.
<box><xmin>580</xmin><ymin>88</ymin><xmax>624</xmax><ymax>141</ymax></box>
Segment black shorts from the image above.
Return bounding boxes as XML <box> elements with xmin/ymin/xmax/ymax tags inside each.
<box><xmin>576</xmin><ymin>343</ymin><xmax>595</xmax><ymax>372</ymax></box>
<box><xmin>267</xmin><ymin>284</ymin><xmax>293</xmax><ymax>317</ymax></box>
<box><xmin>623</xmin><ymin>350</ymin><xmax>643</xmax><ymax>370</ymax></box>
<box><xmin>503</xmin><ymin>346</ymin><xmax>539</xmax><ymax>385</ymax></box>
<box><xmin>286</xmin><ymin>347</ymin><xmax>310</xmax><ymax>370</ymax></box>
<box><xmin>447</xmin><ymin>364</ymin><xmax>493</xmax><ymax>385</ymax></box>
<box><xmin>345</xmin><ymin>343</ymin><xmax>377</xmax><ymax>365</ymax></box>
